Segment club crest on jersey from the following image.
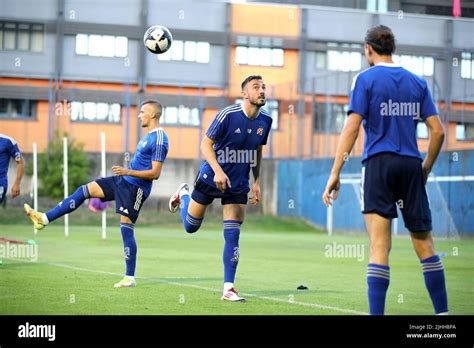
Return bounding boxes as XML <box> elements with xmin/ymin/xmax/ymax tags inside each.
<box><xmin>141</xmin><ymin>140</ymin><xmax>148</xmax><ymax>148</ymax></box>
<box><xmin>257</xmin><ymin>127</ymin><xmax>264</xmax><ymax>136</ymax></box>
<box><xmin>247</xmin><ymin>129</ymin><xmax>252</xmax><ymax>134</ymax></box>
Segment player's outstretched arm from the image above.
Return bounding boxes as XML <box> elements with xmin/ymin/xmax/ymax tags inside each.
<box><xmin>11</xmin><ymin>155</ymin><xmax>24</xmax><ymax>198</ymax></box>
<box><xmin>322</xmin><ymin>113</ymin><xmax>363</xmax><ymax>207</ymax></box>
<box><xmin>201</xmin><ymin>135</ymin><xmax>231</xmax><ymax>192</ymax></box>
<box><xmin>112</xmin><ymin>161</ymin><xmax>163</xmax><ymax>180</ymax></box>
<box><xmin>249</xmin><ymin>145</ymin><xmax>263</xmax><ymax>205</ymax></box>
<box><xmin>422</xmin><ymin>115</ymin><xmax>445</xmax><ymax>182</ymax></box>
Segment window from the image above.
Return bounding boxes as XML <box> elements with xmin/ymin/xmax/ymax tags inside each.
<box><xmin>196</xmin><ymin>42</ymin><xmax>210</xmax><ymax>63</ymax></box>
<box><xmin>264</xmin><ymin>100</ymin><xmax>279</xmax><ymax>129</ymax></box>
<box><xmin>75</xmin><ymin>34</ymin><xmax>128</xmax><ymax>58</ymax></box>
<box><xmin>235</xmin><ymin>46</ymin><xmax>284</xmax><ymax>67</ymax></box>
<box><xmin>393</xmin><ymin>55</ymin><xmax>434</xmax><ymax>76</ymax></box>
<box><xmin>367</xmin><ymin>0</ymin><xmax>388</xmax><ymax>12</ymax></box>
<box><xmin>456</xmin><ymin>123</ymin><xmax>474</xmax><ymax>141</ymax></box>
<box><xmin>313</xmin><ymin>103</ymin><xmax>347</xmax><ymax>133</ymax></box>
<box><xmin>461</xmin><ymin>52</ymin><xmax>474</xmax><ymax>79</ymax></box>
<box><xmin>0</xmin><ymin>99</ymin><xmax>36</xmax><ymax>119</ymax></box>
<box><xmin>327</xmin><ymin>51</ymin><xmax>361</xmax><ymax>72</ymax></box>
<box><xmin>314</xmin><ymin>51</ymin><xmax>326</xmax><ymax>70</ymax></box>
<box><xmin>417</xmin><ymin>122</ymin><xmax>428</xmax><ymax>139</ymax></box>
<box><xmin>70</xmin><ymin>101</ymin><xmax>121</xmax><ymax>123</ymax></box>
<box><xmin>235</xmin><ymin>99</ymin><xmax>279</xmax><ymax>130</ymax></box>
<box><xmin>161</xmin><ymin>106</ymin><xmax>200</xmax><ymax>126</ymax></box>
<box><xmin>0</xmin><ymin>22</ymin><xmax>44</xmax><ymax>52</ymax></box>
<box><xmin>158</xmin><ymin>40</ymin><xmax>210</xmax><ymax>64</ymax></box>
<box><xmin>315</xmin><ymin>43</ymin><xmax>362</xmax><ymax>72</ymax></box>
<box><xmin>235</xmin><ymin>46</ymin><xmax>248</xmax><ymax>65</ymax></box>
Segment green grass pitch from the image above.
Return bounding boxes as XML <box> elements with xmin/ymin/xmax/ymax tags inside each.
<box><xmin>0</xmin><ymin>218</ymin><xmax>473</xmax><ymax>315</ymax></box>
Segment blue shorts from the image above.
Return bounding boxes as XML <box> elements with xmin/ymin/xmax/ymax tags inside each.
<box><xmin>95</xmin><ymin>176</ymin><xmax>148</xmax><ymax>224</ymax></box>
<box><xmin>191</xmin><ymin>175</ymin><xmax>248</xmax><ymax>206</ymax></box>
<box><xmin>361</xmin><ymin>152</ymin><xmax>432</xmax><ymax>233</ymax></box>
<box><xmin>0</xmin><ymin>185</ymin><xmax>6</xmax><ymax>204</ymax></box>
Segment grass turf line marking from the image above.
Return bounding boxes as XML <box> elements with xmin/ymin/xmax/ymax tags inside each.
<box><xmin>39</xmin><ymin>261</ymin><xmax>366</xmax><ymax>315</ymax></box>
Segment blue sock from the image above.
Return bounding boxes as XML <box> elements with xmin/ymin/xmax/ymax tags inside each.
<box><xmin>45</xmin><ymin>185</ymin><xmax>89</xmax><ymax>223</ymax></box>
<box><xmin>367</xmin><ymin>263</ymin><xmax>390</xmax><ymax>315</ymax></box>
<box><xmin>421</xmin><ymin>255</ymin><xmax>448</xmax><ymax>314</ymax></box>
<box><xmin>180</xmin><ymin>194</ymin><xmax>202</xmax><ymax>233</ymax></box>
<box><xmin>223</xmin><ymin>220</ymin><xmax>241</xmax><ymax>283</ymax></box>
<box><xmin>120</xmin><ymin>223</ymin><xmax>137</xmax><ymax>277</ymax></box>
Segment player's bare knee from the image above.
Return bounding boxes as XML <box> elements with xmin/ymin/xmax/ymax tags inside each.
<box><xmin>87</xmin><ymin>182</ymin><xmax>105</xmax><ymax>199</ymax></box>
<box><xmin>120</xmin><ymin>216</ymin><xmax>133</xmax><ymax>225</ymax></box>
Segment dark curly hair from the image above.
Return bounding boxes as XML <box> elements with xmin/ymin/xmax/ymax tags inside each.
<box><xmin>365</xmin><ymin>25</ymin><xmax>396</xmax><ymax>55</ymax></box>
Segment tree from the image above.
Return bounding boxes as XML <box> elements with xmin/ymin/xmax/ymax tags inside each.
<box><xmin>29</xmin><ymin>131</ymin><xmax>92</xmax><ymax>200</ymax></box>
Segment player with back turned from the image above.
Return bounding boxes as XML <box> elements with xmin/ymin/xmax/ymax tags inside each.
<box><xmin>322</xmin><ymin>25</ymin><xmax>448</xmax><ymax>315</ymax></box>
<box><xmin>168</xmin><ymin>75</ymin><xmax>273</xmax><ymax>302</ymax></box>
<box><xmin>24</xmin><ymin>100</ymin><xmax>169</xmax><ymax>288</ymax></box>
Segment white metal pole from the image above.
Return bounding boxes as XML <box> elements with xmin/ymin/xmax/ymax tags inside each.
<box><xmin>101</xmin><ymin>132</ymin><xmax>106</xmax><ymax>240</ymax></box>
<box><xmin>33</xmin><ymin>143</ymin><xmax>38</xmax><ymax>235</ymax></box>
<box><xmin>327</xmin><ymin>204</ymin><xmax>333</xmax><ymax>237</ymax></box>
<box><xmin>63</xmin><ymin>137</ymin><xmax>69</xmax><ymax>238</ymax></box>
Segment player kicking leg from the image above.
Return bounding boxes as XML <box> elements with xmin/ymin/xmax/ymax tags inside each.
<box><xmin>169</xmin><ymin>75</ymin><xmax>273</xmax><ymax>302</ymax></box>
<box><xmin>24</xmin><ymin>181</ymin><xmax>141</xmax><ymax>288</ymax></box>
<box><xmin>24</xmin><ymin>100</ymin><xmax>169</xmax><ymax>288</ymax></box>
<box><xmin>169</xmin><ymin>179</ymin><xmax>248</xmax><ymax>302</ymax></box>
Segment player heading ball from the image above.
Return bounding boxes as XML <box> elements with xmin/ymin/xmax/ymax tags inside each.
<box><xmin>169</xmin><ymin>75</ymin><xmax>272</xmax><ymax>302</ymax></box>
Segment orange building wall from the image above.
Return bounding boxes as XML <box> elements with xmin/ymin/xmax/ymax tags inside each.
<box><xmin>0</xmin><ymin>101</ymin><xmax>50</xmax><ymax>153</ymax></box>
<box><xmin>231</xmin><ymin>3</ymin><xmax>299</xmax><ymax>37</ymax></box>
<box><xmin>2</xmin><ymin>96</ymin><xmax>473</xmax><ymax>159</ymax></box>
<box><xmin>229</xmin><ymin>2</ymin><xmax>301</xmax><ymax>159</ymax></box>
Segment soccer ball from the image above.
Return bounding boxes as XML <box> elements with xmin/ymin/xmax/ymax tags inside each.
<box><xmin>143</xmin><ymin>25</ymin><xmax>173</xmax><ymax>54</ymax></box>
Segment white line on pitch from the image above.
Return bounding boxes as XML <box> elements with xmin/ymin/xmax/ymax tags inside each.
<box><xmin>41</xmin><ymin>261</ymin><xmax>366</xmax><ymax>315</ymax></box>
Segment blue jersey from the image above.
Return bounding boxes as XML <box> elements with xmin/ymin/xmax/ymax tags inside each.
<box><xmin>124</xmin><ymin>127</ymin><xmax>168</xmax><ymax>197</ymax></box>
<box><xmin>0</xmin><ymin>134</ymin><xmax>21</xmax><ymax>187</ymax></box>
<box><xmin>199</xmin><ymin>104</ymin><xmax>273</xmax><ymax>194</ymax></box>
<box><xmin>348</xmin><ymin>63</ymin><xmax>438</xmax><ymax>162</ymax></box>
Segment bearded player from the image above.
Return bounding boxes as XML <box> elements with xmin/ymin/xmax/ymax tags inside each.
<box><xmin>169</xmin><ymin>75</ymin><xmax>272</xmax><ymax>302</ymax></box>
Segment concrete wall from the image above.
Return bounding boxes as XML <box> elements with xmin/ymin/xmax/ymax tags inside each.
<box><xmin>64</xmin><ymin>0</ymin><xmax>140</xmax><ymax>26</ymax></box>
<box><xmin>0</xmin><ymin>34</ymin><xmax>57</xmax><ymax>78</ymax></box>
<box><xmin>1</xmin><ymin>0</ymin><xmax>57</xmax><ymax>20</ymax></box>
<box><xmin>147</xmin><ymin>0</ymin><xmax>227</xmax><ymax>32</ymax></box>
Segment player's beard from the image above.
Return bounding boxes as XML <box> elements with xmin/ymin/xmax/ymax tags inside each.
<box><xmin>251</xmin><ymin>96</ymin><xmax>266</xmax><ymax>107</ymax></box>
<box><xmin>140</xmin><ymin>117</ymin><xmax>148</xmax><ymax>127</ymax></box>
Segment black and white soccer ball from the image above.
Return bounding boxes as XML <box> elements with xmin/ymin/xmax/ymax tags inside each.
<box><xmin>143</xmin><ymin>25</ymin><xmax>173</xmax><ymax>54</ymax></box>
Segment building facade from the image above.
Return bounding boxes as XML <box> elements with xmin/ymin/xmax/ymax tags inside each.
<box><xmin>1</xmin><ymin>0</ymin><xmax>473</xmax><ymax>161</ymax></box>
